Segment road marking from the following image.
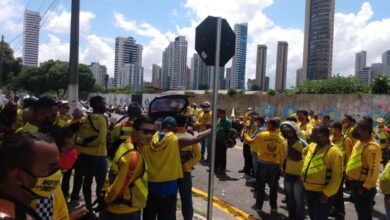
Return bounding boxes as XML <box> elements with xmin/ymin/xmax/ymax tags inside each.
<box><xmin>192</xmin><ymin>187</ymin><xmax>257</xmax><ymax>220</ymax></box>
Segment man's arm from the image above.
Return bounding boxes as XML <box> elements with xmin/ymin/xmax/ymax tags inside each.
<box><xmin>322</xmin><ymin>148</ymin><xmax>343</xmax><ymax>197</ymax></box>
<box><xmin>178</xmin><ymin>128</ymin><xmax>212</xmax><ymax>148</ymax></box>
<box><xmin>363</xmin><ymin>146</ymin><xmax>382</xmax><ymax>189</ymax></box>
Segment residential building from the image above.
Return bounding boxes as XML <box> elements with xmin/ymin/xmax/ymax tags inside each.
<box><xmin>152</xmin><ymin>64</ymin><xmax>162</xmax><ymax>88</ymax></box>
<box><xmin>230</xmin><ymin>23</ymin><xmax>248</xmax><ymax>89</ymax></box>
<box><xmin>355</xmin><ymin>50</ymin><xmax>367</xmax><ymax>74</ymax></box>
<box><xmin>120</xmin><ymin>64</ymin><xmax>143</xmax><ymax>92</ymax></box>
<box><xmin>225</xmin><ymin>68</ymin><xmax>232</xmax><ymax>89</ymax></box>
<box><xmin>255</xmin><ymin>45</ymin><xmax>267</xmax><ymax>90</ymax></box>
<box><xmin>89</xmin><ymin>62</ymin><xmax>107</xmax><ymax>87</ymax></box>
<box><xmin>383</xmin><ymin>50</ymin><xmax>390</xmax><ymax>75</ymax></box>
<box><xmin>356</xmin><ymin>67</ymin><xmax>371</xmax><ymax>85</ymax></box>
<box><xmin>264</xmin><ymin>76</ymin><xmax>270</xmax><ymax>91</ymax></box>
<box><xmin>247</xmin><ymin>79</ymin><xmax>256</xmax><ymax>91</ymax></box>
<box><xmin>370</xmin><ymin>63</ymin><xmax>384</xmax><ymax>82</ymax></box>
<box><xmin>114</xmin><ymin>37</ymin><xmax>143</xmax><ymax>87</ymax></box>
<box><xmin>302</xmin><ymin>0</ymin><xmax>335</xmax><ymax>81</ymax></box>
<box><xmin>107</xmin><ymin>78</ymin><xmax>114</xmax><ymax>89</ymax></box>
<box><xmin>23</xmin><ymin>10</ymin><xmax>41</xmax><ymax>67</ymax></box>
<box><xmin>296</xmin><ymin>68</ymin><xmax>304</xmax><ymax>86</ymax></box>
<box><xmin>161</xmin><ymin>36</ymin><xmax>188</xmax><ymax>90</ymax></box>
<box><xmin>275</xmin><ymin>41</ymin><xmax>288</xmax><ymax>91</ymax></box>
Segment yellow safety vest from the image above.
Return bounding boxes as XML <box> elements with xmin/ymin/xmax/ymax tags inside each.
<box><xmin>345</xmin><ymin>142</ymin><xmax>377</xmax><ymax>176</ymax></box>
<box><xmin>380</xmin><ymin>161</ymin><xmax>390</xmax><ymax>195</ymax></box>
<box><xmin>110</xmin><ymin>141</ymin><xmax>148</xmax><ymax>209</ymax></box>
<box><xmin>118</xmin><ymin>121</ymin><xmax>133</xmax><ymax>141</ymax></box>
<box><xmin>302</xmin><ymin>145</ymin><xmax>331</xmax><ymax>185</ymax></box>
<box><xmin>378</xmin><ymin>130</ymin><xmax>388</xmax><ymax>148</ymax></box>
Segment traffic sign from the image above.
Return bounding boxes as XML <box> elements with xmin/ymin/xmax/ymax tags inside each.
<box><xmin>195</xmin><ymin>16</ymin><xmax>235</xmax><ymax>66</ymax></box>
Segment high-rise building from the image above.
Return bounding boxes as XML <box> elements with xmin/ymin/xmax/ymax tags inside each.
<box><xmin>120</xmin><ymin>64</ymin><xmax>143</xmax><ymax>92</ymax></box>
<box><xmin>356</xmin><ymin>67</ymin><xmax>370</xmax><ymax>85</ymax></box>
<box><xmin>296</xmin><ymin>68</ymin><xmax>303</xmax><ymax>86</ymax></box>
<box><xmin>275</xmin><ymin>41</ymin><xmax>288</xmax><ymax>91</ymax></box>
<box><xmin>255</xmin><ymin>45</ymin><xmax>267</xmax><ymax>90</ymax></box>
<box><xmin>23</xmin><ymin>10</ymin><xmax>41</xmax><ymax>67</ymax></box>
<box><xmin>89</xmin><ymin>62</ymin><xmax>107</xmax><ymax>87</ymax></box>
<box><xmin>370</xmin><ymin>63</ymin><xmax>384</xmax><ymax>82</ymax></box>
<box><xmin>302</xmin><ymin>0</ymin><xmax>335</xmax><ymax>81</ymax></box>
<box><xmin>383</xmin><ymin>50</ymin><xmax>390</xmax><ymax>75</ymax></box>
<box><xmin>225</xmin><ymin>68</ymin><xmax>232</xmax><ymax>89</ymax></box>
<box><xmin>264</xmin><ymin>76</ymin><xmax>270</xmax><ymax>91</ymax></box>
<box><xmin>191</xmin><ymin>54</ymin><xmax>207</xmax><ymax>90</ymax></box>
<box><xmin>114</xmin><ymin>37</ymin><xmax>143</xmax><ymax>87</ymax></box>
<box><xmin>230</xmin><ymin>23</ymin><xmax>248</xmax><ymax>89</ymax></box>
<box><xmin>185</xmin><ymin>67</ymin><xmax>191</xmax><ymax>90</ymax></box>
<box><xmin>355</xmin><ymin>51</ymin><xmax>367</xmax><ymax>74</ymax></box>
<box><xmin>107</xmin><ymin>78</ymin><xmax>114</xmax><ymax>89</ymax></box>
<box><xmin>208</xmin><ymin>66</ymin><xmax>225</xmax><ymax>90</ymax></box>
<box><xmin>152</xmin><ymin>64</ymin><xmax>162</xmax><ymax>88</ymax></box>
<box><xmin>247</xmin><ymin>79</ymin><xmax>256</xmax><ymax>91</ymax></box>
<box><xmin>161</xmin><ymin>36</ymin><xmax>188</xmax><ymax>90</ymax></box>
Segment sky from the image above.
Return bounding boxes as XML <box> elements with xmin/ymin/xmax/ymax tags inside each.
<box><xmin>1</xmin><ymin>0</ymin><xmax>390</xmax><ymax>89</ymax></box>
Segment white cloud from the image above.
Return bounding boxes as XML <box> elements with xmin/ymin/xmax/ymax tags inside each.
<box><xmin>0</xmin><ymin>0</ymin><xmax>23</xmax><ymax>21</ymax></box>
<box><xmin>39</xmin><ymin>34</ymin><xmax>70</xmax><ymax>62</ymax></box>
<box><xmin>333</xmin><ymin>2</ymin><xmax>390</xmax><ymax>75</ymax></box>
<box><xmin>45</xmin><ymin>5</ymin><xmax>95</xmax><ymax>34</ymax></box>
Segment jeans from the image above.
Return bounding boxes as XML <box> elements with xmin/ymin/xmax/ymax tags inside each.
<box><xmin>79</xmin><ymin>154</ymin><xmax>108</xmax><ymax>210</ymax></box>
<box><xmin>255</xmin><ymin>161</ymin><xmax>280</xmax><ymax>210</ymax></box>
<box><xmin>306</xmin><ymin>191</ymin><xmax>335</xmax><ymax>220</ymax></box>
<box><xmin>178</xmin><ymin>172</ymin><xmax>193</xmax><ymax>220</ymax></box>
<box><xmin>385</xmin><ymin>195</ymin><xmax>390</xmax><ymax>220</ymax></box>
<box><xmin>243</xmin><ymin>144</ymin><xmax>253</xmax><ymax>175</ymax></box>
<box><xmin>143</xmin><ymin>194</ymin><xmax>177</xmax><ymax>220</ymax></box>
<box><xmin>350</xmin><ymin>180</ymin><xmax>377</xmax><ymax>220</ymax></box>
<box><xmin>201</xmin><ymin>137</ymin><xmax>211</xmax><ymax>160</ymax></box>
<box><xmin>102</xmin><ymin>210</ymin><xmax>141</xmax><ymax>220</ymax></box>
<box><xmin>215</xmin><ymin>140</ymin><xmax>227</xmax><ymax>173</ymax></box>
<box><xmin>284</xmin><ymin>174</ymin><xmax>305</xmax><ymax>220</ymax></box>
<box><xmin>332</xmin><ymin>179</ymin><xmax>345</xmax><ymax>219</ymax></box>
<box><xmin>61</xmin><ymin>157</ymin><xmax>83</xmax><ymax>200</ymax></box>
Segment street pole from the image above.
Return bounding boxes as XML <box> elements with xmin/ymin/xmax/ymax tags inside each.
<box><xmin>0</xmin><ymin>35</ymin><xmax>4</xmax><ymax>87</ymax></box>
<box><xmin>68</xmin><ymin>0</ymin><xmax>80</xmax><ymax>111</ymax></box>
<box><xmin>207</xmin><ymin>17</ymin><xmax>222</xmax><ymax>220</ymax></box>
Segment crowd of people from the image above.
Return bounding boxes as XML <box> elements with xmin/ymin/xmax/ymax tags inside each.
<box><xmin>0</xmin><ymin>95</ymin><xmax>389</xmax><ymax>220</ymax></box>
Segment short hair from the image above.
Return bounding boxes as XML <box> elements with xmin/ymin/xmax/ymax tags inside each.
<box><xmin>40</xmin><ymin>126</ymin><xmax>73</xmax><ymax>150</ymax></box>
<box><xmin>217</xmin><ymin>108</ymin><xmax>226</xmax><ymax>114</ymax></box>
<box><xmin>0</xmin><ymin>133</ymin><xmax>54</xmax><ymax>182</ymax></box>
<box><xmin>323</xmin><ymin>115</ymin><xmax>331</xmax><ymax>120</ymax></box>
<box><xmin>89</xmin><ymin>96</ymin><xmax>104</xmax><ymax>109</ymax></box>
<box><xmin>286</xmin><ymin>116</ymin><xmax>298</xmax><ymax>123</ymax></box>
<box><xmin>34</xmin><ymin>96</ymin><xmax>56</xmax><ymax>110</ymax></box>
<box><xmin>253</xmin><ymin>115</ymin><xmax>265</xmax><ymax>125</ymax></box>
<box><xmin>358</xmin><ymin>116</ymin><xmax>373</xmax><ymax>134</ymax></box>
<box><xmin>133</xmin><ymin>116</ymin><xmax>155</xmax><ymax>130</ymax></box>
<box><xmin>344</xmin><ymin>115</ymin><xmax>354</xmax><ymax>122</ymax></box>
<box><xmin>267</xmin><ymin>118</ymin><xmax>280</xmax><ymax>129</ymax></box>
<box><xmin>330</xmin><ymin>121</ymin><xmax>342</xmax><ymax>130</ymax></box>
<box><xmin>315</xmin><ymin>125</ymin><xmax>330</xmax><ymax>137</ymax></box>
<box><xmin>297</xmin><ymin>110</ymin><xmax>308</xmax><ymax>116</ymax></box>
<box><xmin>175</xmin><ymin>114</ymin><xmax>187</xmax><ymax>127</ymax></box>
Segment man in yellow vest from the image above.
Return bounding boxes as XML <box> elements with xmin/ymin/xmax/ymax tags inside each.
<box><xmin>297</xmin><ymin>110</ymin><xmax>312</xmax><ymax>141</ymax></box>
<box><xmin>175</xmin><ymin>114</ymin><xmax>201</xmax><ymax>220</ymax></box>
<box><xmin>375</xmin><ymin>118</ymin><xmax>389</xmax><ymax>166</ymax></box>
<box><xmin>54</xmin><ymin>101</ymin><xmax>72</xmax><ymax>128</ymax></box>
<box><xmin>244</xmin><ymin>118</ymin><xmax>285</xmax><ymax>214</ymax></box>
<box><xmin>301</xmin><ymin>125</ymin><xmax>343</xmax><ymax>220</ymax></box>
<box><xmin>342</xmin><ymin>115</ymin><xmax>356</xmax><ymax>144</ymax></box>
<box><xmin>280</xmin><ymin>121</ymin><xmax>307</xmax><ymax>220</ymax></box>
<box><xmin>143</xmin><ymin>116</ymin><xmax>211</xmax><ymax>220</ymax></box>
<box><xmin>76</xmin><ymin>96</ymin><xmax>108</xmax><ymax>211</ymax></box>
<box><xmin>346</xmin><ymin>117</ymin><xmax>382</xmax><ymax>220</ymax></box>
<box><xmin>0</xmin><ymin>133</ymin><xmax>66</xmax><ymax>220</ymax></box>
<box><xmin>104</xmin><ymin>116</ymin><xmax>154</xmax><ymax>220</ymax></box>
<box><xmin>380</xmin><ymin>160</ymin><xmax>390</xmax><ymax>220</ymax></box>
<box><xmin>109</xmin><ymin>102</ymin><xmax>143</xmax><ymax>159</ymax></box>
<box><xmin>195</xmin><ymin>101</ymin><xmax>212</xmax><ymax>162</ymax></box>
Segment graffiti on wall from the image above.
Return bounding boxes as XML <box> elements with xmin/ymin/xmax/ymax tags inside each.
<box><xmin>281</xmin><ymin>104</ymin><xmax>298</xmax><ymax>118</ymax></box>
<box><xmin>258</xmin><ymin>102</ymin><xmax>275</xmax><ymax>117</ymax></box>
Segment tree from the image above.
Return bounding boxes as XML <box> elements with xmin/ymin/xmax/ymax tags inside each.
<box><xmin>371</xmin><ymin>75</ymin><xmax>390</xmax><ymax>94</ymax></box>
<box><xmin>199</xmin><ymin>84</ymin><xmax>209</xmax><ymax>90</ymax></box>
<box><xmin>227</xmin><ymin>88</ymin><xmax>237</xmax><ymax>97</ymax></box>
<box><xmin>295</xmin><ymin>75</ymin><xmax>369</xmax><ymax>94</ymax></box>
<box><xmin>1</xmin><ymin>42</ymin><xmax>22</xmax><ymax>84</ymax></box>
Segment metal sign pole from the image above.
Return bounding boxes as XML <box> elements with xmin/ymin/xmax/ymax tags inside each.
<box><xmin>207</xmin><ymin>17</ymin><xmax>222</xmax><ymax>220</ymax></box>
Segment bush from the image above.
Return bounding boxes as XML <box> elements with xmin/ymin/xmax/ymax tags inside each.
<box><xmin>184</xmin><ymin>91</ymin><xmax>196</xmax><ymax>97</ymax></box>
<box><xmin>371</xmin><ymin>75</ymin><xmax>390</xmax><ymax>94</ymax></box>
<box><xmin>267</xmin><ymin>89</ymin><xmax>276</xmax><ymax>96</ymax></box>
<box><xmin>227</xmin><ymin>88</ymin><xmax>237</xmax><ymax>97</ymax></box>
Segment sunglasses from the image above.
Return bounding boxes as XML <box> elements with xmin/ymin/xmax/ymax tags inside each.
<box><xmin>141</xmin><ymin>129</ymin><xmax>156</xmax><ymax>135</ymax></box>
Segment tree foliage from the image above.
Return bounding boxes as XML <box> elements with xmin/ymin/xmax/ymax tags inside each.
<box><xmin>295</xmin><ymin>75</ymin><xmax>369</xmax><ymax>94</ymax></box>
<box><xmin>1</xmin><ymin>42</ymin><xmax>22</xmax><ymax>84</ymax></box>
<box><xmin>227</xmin><ymin>88</ymin><xmax>237</xmax><ymax>97</ymax></box>
<box><xmin>371</xmin><ymin>75</ymin><xmax>390</xmax><ymax>94</ymax></box>
<box><xmin>10</xmin><ymin>60</ymin><xmax>95</xmax><ymax>97</ymax></box>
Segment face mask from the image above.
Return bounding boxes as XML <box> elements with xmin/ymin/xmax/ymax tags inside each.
<box><xmin>24</xmin><ymin>169</ymin><xmax>62</xmax><ymax>198</ymax></box>
<box><xmin>59</xmin><ymin>149</ymin><xmax>78</xmax><ymax>171</ymax></box>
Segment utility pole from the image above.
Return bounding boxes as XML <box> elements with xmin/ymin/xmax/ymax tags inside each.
<box><xmin>0</xmin><ymin>35</ymin><xmax>4</xmax><ymax>87</ymax></box>
<box><xmin>68</xmin><ymin>0</ymin><xmax>80</xmax><ymax>110</ymax></box>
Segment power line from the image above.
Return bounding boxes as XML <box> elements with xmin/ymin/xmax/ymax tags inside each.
<box><xmin>38</xmin><ymin>0</ymin><xmax>48</xmax><ymax>13</ymax></box>
<box><xmin>40</xmin><ymin>0</ymin><xmax>60</xmax><ymax>29</ymax></box>
<box><xmin>25</xmin><ymin>0</ymin><xmax>32</xmax><ymax>10</ymax></box>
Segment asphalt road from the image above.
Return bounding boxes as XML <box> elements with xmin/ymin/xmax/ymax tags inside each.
<box><xmin>191</xmin><ymin>141</ymin><xmax>387</xmax><ymax>220</ymax></box>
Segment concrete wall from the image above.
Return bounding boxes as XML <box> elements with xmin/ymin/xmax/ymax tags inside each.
<box><xmin>95</xmin><ymin>93</ymin><xmax>390</xmax><ymax>121</ymax></box>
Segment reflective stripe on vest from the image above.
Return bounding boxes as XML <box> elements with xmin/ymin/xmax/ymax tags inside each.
<box><xmin>302</xmin><ymin>145</ymin><xmax>331</xmax><ymax>185</ymax></box>
<box><xmin>111</xmin><ymin>141</ymin><xmax>148</xmax><ymax>204</ymax></box>
<box><xmin>119</xmin><ymin>126</ymin><xmax>132</xmax><ymax>141</ymax></box>
<box><xmin>345</xmin><ymin>142</ymin><xmax>376</xmax><ymax>174</ymax></box>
